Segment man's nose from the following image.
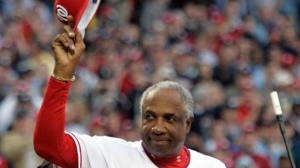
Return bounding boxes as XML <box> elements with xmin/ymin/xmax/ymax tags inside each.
<box><xmin>151</xmin><ymin>120</ymin><xmax>167</xmax><ymax>134</ymax></box>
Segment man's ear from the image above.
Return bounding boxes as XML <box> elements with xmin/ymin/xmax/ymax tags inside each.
<box><xmin>186</xmin><ymin>117</ymin><xmax>194</xmax><ymax>133</ymax></box>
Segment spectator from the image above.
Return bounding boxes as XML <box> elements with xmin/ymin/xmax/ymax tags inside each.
<box><xmin>233</xmin><ymin>122</ymin><xmax>272</xmax><ymax>168</ymax></box>
<box><xmin>0</xmin><ymin>109</ymin><xmax>42</xmax><ymax>168</ymax></box>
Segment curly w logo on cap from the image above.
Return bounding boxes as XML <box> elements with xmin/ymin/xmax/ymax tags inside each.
<box><xmin>54</xmin><ymin>0</ymin><xmax>101</xmax><ymax>37</ymax></box>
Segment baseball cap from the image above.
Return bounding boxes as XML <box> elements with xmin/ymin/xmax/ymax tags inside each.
<box><xmin>54</xmin><ymin>0</ymin><xmax>101</xmax><ymax>37</ymax></box>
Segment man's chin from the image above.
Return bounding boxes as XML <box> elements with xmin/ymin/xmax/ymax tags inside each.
<box><xmin>148</xmin><ymin>144</ymin><xmax>172</xmax><ymax>157</ymax></box>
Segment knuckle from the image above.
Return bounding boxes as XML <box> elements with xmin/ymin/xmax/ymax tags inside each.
<box><xmin>63</xmin><ymin>25</ymin><xmax>69</xmax><ymax>30</ymax></box>
<box><xmin>82</xmin><ymin>43</ymin><xmax>86</xmax><ymax>50</ymax></box>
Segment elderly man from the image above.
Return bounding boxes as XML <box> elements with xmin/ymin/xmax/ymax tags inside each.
<box><xmin>33</xmin><ymin>16</ymin><xmax>225</xmax><ymax>168</ymax></box>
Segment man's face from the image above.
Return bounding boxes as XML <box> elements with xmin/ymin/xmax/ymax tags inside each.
<box><xmin>141</xmin><ymin>88</ymin><xmax>193</xmax><ymax>157</ymax></box>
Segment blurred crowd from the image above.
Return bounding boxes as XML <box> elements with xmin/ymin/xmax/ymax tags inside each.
<box><xmin>0</xmin><ymin>0</ymin><xmax>300</xmax><ymax>167</ymax></box>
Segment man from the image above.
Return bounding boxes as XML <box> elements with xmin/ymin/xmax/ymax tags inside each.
<box><xmin>33</xmin><ymin>16</ymin><xmax>226</xmax><ymax>168</ymax></box>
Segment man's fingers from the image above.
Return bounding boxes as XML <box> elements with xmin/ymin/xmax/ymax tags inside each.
<box><xmin>64</xmin><ymin>25</ymin><xmax>75</xmax><ymax>39</ymax></box>
<box><xmin>62</xmin><ymin>32</ymin><xmax>75</xmax><ymax>50</ymax></box>
<box><xmin>67</xmin><ymin>15</ymin><xmax>75</xmax><ymax>29</ymax></box>
<box><xmin>74</xmin><ymin>31</ymin><xmax>85</xmax><ymax>51</ymax></box>
<box><xmin>52</xmin><ymin>33</ymin><xmax>74</xmax><ymax>51</ymax></box>
<box><xmin>53</xmin><ymin>34</ymin><xmax>66</xmax><ymax>46</ymax></box>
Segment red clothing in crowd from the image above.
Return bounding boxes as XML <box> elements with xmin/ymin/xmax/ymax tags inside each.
<box><xmin>0</xmin><ymin>155</ymin><xmax>8</xmax><ymax>168</ymax></box>
<box><xmin>233</xmin><ymin>152</ymin><xmax>272</xmax><ymax>168</ymax></box>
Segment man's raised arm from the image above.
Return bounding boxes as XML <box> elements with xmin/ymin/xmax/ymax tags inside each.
<box><xmin>33</xmin><ymin>15</ymin><xmax>85</xmax><ymax>168</ymax></box>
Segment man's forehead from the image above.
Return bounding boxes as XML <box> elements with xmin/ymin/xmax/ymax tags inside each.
<box><xmin>143</xmin><ymin>88</ymin><xmax>185</xmax><ymax>109</ymax></box>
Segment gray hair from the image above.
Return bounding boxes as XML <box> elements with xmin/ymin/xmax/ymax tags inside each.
<box><xmin>140</xmin><ymin>81</ymin><xmax>194</xmax><ymax>119</ymax></box>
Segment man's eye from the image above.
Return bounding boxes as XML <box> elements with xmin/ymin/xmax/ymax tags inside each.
<box><xmin>145</xmin><ymin>114</ymin><xmax>154</xmax><ymax>119</ymax></box>
<box><xmin>166</xmin><ymin>116</ymin><xmax>176</xmax><ymax>122</ymax></box>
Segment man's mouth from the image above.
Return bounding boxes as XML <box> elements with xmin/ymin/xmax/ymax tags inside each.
<box><xmin>150</xmin><ymin>138</ymin><xmax>169</xmax><ymax>146</ymax></box>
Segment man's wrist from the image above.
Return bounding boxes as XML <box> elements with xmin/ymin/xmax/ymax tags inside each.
<box><xmin>51</xmin><ymin>73</ymin><xmax>75</xmax><ymax>82</ymax></box>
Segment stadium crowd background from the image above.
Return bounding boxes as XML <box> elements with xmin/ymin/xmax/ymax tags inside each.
<box><xmin>0</xmin><ymin>0</ymin><xmax>299</xmax><ymax>167</ymax></box>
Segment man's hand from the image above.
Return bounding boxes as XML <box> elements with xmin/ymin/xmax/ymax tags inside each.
<box><xmin>52</xmin><ymin>15</ymin><xmax>85</xmax><ymax>80</ymax></box>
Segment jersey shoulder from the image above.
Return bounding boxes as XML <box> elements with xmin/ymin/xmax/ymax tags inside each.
<box><xmin>188</xmin><ymin>149</ymin><xmax>226</xmax><ymax>168</ymax></box>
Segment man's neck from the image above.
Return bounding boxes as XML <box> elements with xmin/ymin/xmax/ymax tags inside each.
<box><xmin>142</xmin><ymin>142</ymin><xmax>190</xmax><ymax>168</ymax></box>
